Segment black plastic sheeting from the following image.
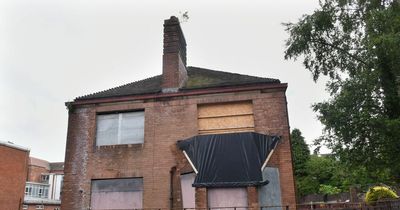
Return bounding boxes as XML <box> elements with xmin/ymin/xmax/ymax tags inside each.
<box><xmin>177</xmin><ymin>132</ymin><xmax>279</xmax><ymax>188</ymax></box>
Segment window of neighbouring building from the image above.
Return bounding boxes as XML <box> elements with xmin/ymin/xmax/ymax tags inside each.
<box><xmin>22</xmin><ymin>205</ymin><xmax>28</xmax><ymax>210</ymax></box>
<box><xmin>36</xmin><ymin>205</ymin><xmax>44</xmax><ymax>210</ymax></box>
<box><xmin>25</xmin><ymin>183</ymin><xmax>49</xmax><ymax>199</ymax></box>
<box><xmin>197</xmin><ymin>101</ymin><xmax>254</xmax><ymax>135</ymax></box>
<box><xmin>208</xmin><ymin>188</ymin><xmax>248</xmax><ymax>210</ymax></box>
<box><xmin>96</xmin><ymin>111</ymin><xmax>144</xmax><ymax>146</ymax></box>
<box><xmin>41</xmin><ymin>174</ymin><xmax>49</xmax><ymax>184</ymax></box>
<box><xmin>90</xmin><ymin>178</ymin><xmax>143</xmax><ymax>210</ymax></box>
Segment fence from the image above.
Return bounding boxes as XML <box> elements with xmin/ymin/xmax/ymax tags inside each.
<box><xmin>185</xmin><ymin>207</ymin><xmax>290</xmax><ymax>210</ymax></box>
<box><xmin>92</xmin><ymin>207</ymin><xmax>290</xmax><ymax>210</ymax></box>
<box><xmin>91</xmin><ymin>201</ymin><xmax>400</xmax><ymax>210</ymax></box>
<box><xmin>297</xmin><ymin>199</ymin><xmax>400</xmax><ymax>210</ymax></box>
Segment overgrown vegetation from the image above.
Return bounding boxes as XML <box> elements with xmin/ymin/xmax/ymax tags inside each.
<box><xmin>285</xmin><ymin>0</ymin><xmax>400</xmax><ymax>183</ymax></box>
<box><xmin>291</xmin><ymin>128</ymin><xmax>393</xmax><ymax>197</ymax></box>
<box><xmin>365</xmin><ymin>186</ymin><xmax>399</xmax><ymax>205</ymax></box>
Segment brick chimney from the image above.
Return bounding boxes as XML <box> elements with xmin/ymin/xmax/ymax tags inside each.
<box><xmin>162</xmin><ymin>16</ymin><xmax>188</xmax><ymax>93</ymax></box>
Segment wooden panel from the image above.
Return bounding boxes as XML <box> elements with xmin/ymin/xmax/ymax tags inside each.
<box><xmin>208</xmin><ymin>188</ymin><xmax>248</xmax><ymax>209</ymax></box>
<box><xmin>198</xmin><ymin>115</ymin><xmax>254</xmax><ymax>131</ymax></box>
<box><xmin>198</xmin><ymin>101</ymin><xmax>253</xmax><ymax>118</ymax></box>
<box><xmin>198</xmin><ymin>101</ymin><xmax>254</xmax><ymax>134</ymax></box>
<box><xmin>199</xmin><ymin>127</ymin><xmax>255</xmax><ymax>135</ymax></box>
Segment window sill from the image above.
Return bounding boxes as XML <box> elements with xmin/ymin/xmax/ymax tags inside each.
<box><xmin>94</xmin><ymin>143</ymin><xmax>144</xmax><ymax>151</ymax></box>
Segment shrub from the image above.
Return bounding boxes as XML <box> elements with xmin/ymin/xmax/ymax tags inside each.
<box><xmin>319</xmin><ymin>184</ymin><xmax>341</xmax><ymax>195</ymax></box>
<box><xmin>365</xmin><ymin>185</ymin><xmax>399</xmax><ymax>205</ymax></box>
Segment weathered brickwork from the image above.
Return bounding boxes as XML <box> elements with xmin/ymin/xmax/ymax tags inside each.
<box><xmin>247</xmin><ymin>186</ymin><xmax>259</xmax><ymax>209</ymax></box>
<box><xmin>195</xmin><ymin>187</ymin><xmax>207</xmax><ymax>209</ymax></box>
<box><xmin>27</xmin><ymin>165</ymin><xmax>48</xmax><ymax>183</ymax></box>
<box><xmin>62</xmin><ymin>88</ymin><xmax>296</xmax><ymax>209</ymax></box>
<box><xmin>25</xmin><ymin>204</ymin><xmax>59</xmax><ymax>210</ymax></box>
<box><xmin>0</xmin><ymin>145</ymin><xmax>29</xmax><ymax>210</ymax></box>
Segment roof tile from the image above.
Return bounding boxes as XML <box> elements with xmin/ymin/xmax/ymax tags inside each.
<box><xmin>76</xmin><ymin>66</ymin><xmax>280</xmax><ymax>100</ymax></box>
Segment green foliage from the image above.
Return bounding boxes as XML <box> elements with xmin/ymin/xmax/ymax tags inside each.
<box><xmin>319</xmin><ymin>184</ymin><xmax>341</xmax><ymax>195</ymax></box>
<box><xmin>365</xmin><ymin>186</ymin><xmax>399</xmax><ymax>205</ymax></box>
<box><xmin>284</xmin><ymin>0</ymin><xmax>400</xmax><ymax>181</ymax></box>
<box><xmin>291</xmin><ymin>129</ymin><xmax>393</xmax><ymax>197</ymax></box>
<box><xmin>294</xmin><ymin>153</ymin><xmax>392</xmax><ymax>196</ymax></box>
<box><xmin>296</xmin><ymin>155</ymin><xmax>343</xmax><ymax>196</ymax></box>
<box><xmin>291</xmin><ymin>128</ymin><xmax>310</xmax><ymax>177</ymax></box>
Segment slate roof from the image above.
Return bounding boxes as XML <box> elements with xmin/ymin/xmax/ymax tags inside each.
<box><xmin>49</xmin><ymin>162</ymin><xmax>64</xmax><ymax>171</ymax></box>
<box><xmin>76</xmin><ymin>66</ymin><xmax>280</xmax><ymax>100</ymax></box>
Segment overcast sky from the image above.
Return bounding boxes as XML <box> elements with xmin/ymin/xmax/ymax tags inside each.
<box><xmin>0</xmin><ymin>0</ymin><xmax>329</xmax><ymax>162</ymax></box>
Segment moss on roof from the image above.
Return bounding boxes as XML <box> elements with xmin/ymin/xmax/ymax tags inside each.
<box><xmin>76</xmin><ymin>66</ymin><xmax>280</xmax><ymax>100</ymax></box>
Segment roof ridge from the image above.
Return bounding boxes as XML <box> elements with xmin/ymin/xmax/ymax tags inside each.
<box><xmin>73</xmin><ymin>66</ymin><xmax>281</xmax><ymax>101</ymax></box>
<box><xmin>76</xmin><ymin>74</ymin><xmax>162</xmax><ymax>100</ymax></box>
<box><xmin>187</xmin><ymin>66</ymin><xmax>279</xmax><ymax>81</ymax></box>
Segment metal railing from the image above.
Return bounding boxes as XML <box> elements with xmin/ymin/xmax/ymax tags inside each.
<box><xmin>184</xmin><ymin>206</ymin><xmax>290</xmax><ymax>210</ymax></box>
<box><xmin>297</xmin><ymin>199</ymin><xmax>400</xmax><ymax>210</ymax></box>
<box><xmin>91</xmin><ymin>206</ymin><xmax>290</xmax><ymax>210</ymax></box>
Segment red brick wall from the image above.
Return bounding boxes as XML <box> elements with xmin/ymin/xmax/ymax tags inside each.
<box><xmin>162</xmin><ymin>17</ymin><xmax>187</xmax><ymax>91</ymax></box>
<box><xmin>26</xmin><ymin>204</ymin><xmax>60</xmax><ymax>210</ymax></box>
<box><xmin>195</xmin><ymin>187</ymin><xmax>207</xmax><ymax>209</ymax></box>
<box><xmin>247</xmin><ymin>186</ymin><xmax>259</xmax><ymax>209</ymax></box>
<box><xmin>27</xmin><ymin>165</ymin><xmax>49</xmax><ymax>183</ymax></box>
<box><xmin>62</xmin><ymin>88</ymin><xmax>296</xmax><ymax>210</ymax></box>
<box><xmin>0</xmin><ymin>145</ymin><xmax>29</xmax><ymax>210</ymax></box>
<box><xmin>27</xmin><ymin>157</ymin><xmax>51</xmax><ymax>183</ymax></box>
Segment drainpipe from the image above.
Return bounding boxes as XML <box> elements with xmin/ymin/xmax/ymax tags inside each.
<box><xmin>170</xmin><ymin>167</ymin><xmax>176</xmax><ymax>210</ymax></box>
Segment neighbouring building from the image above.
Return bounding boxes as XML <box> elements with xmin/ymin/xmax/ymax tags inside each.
<box><xmin>0</xmin><ymin>141</ymin><xmax>30</xmax><ymax>210</ymax></box>
<box><xmin>23</xmin><ymin>157</ymin><xmax>64</xmax><ymax>210</ymax></box>
<box><xmin>62</xmin><ymin>16</ymin><xmax>296</xmax><ymax>210</ymax></box>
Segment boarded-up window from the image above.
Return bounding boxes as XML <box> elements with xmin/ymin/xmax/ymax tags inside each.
<box><xmin>208</xmin><ymin>188</ymin><xmax>248</xmax><ymax>209</ymax></box>
<box><xmin>90</xmin><ymin>178</ymin><xmax>143</xmax><ymax>210</ymax></box>
<box><xmin>96</xmin><ymin>111</ymin><xmax>144</xmax><ymax>146</ymax></box>
<box><xmin>180</xmin><ymin>173</ymin><xmax>196</xmax><ymax>208</ymax></box>
<box><xmin>198</xmin><ymin>101</ymin><xmax>254</xmax><ymax>134</ymax></box>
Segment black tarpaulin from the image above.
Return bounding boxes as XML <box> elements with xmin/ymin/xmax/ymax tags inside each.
<box><xmin>177</xmin><ymin>132</ymin><xmax>279</xmax><ymax>188</ymax></box>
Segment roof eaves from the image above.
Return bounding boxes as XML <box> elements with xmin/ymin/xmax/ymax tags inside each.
<box><xmin>0</xmin><ymin>141</ymin><xmax>30</xmax><ymax>152</ymax></box>
<box><xmin>69</xmin><ymin>82</ymin><xmax>288</xmax><ymax>107</ymax></box>
<box><xmin>74</xmin><ymin>75</ymin><xmax>162</xmax><ymax>101</ymax></box>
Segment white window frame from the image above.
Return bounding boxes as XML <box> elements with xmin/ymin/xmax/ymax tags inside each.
<box><xmin>36</xmin><ymin>205</ymin><xmax>44</xmax><ymax>210</ymax></box>
<box><xmin>25</xmin><ymin>183</ymin><xmax>49</xmax><ymax>198</ymax></box>
<box><xmin>96</xmin><ymin>111</ymin><xmax>145</xmax><ymax>146</ymax></box>
<box><xmin>41</xmin><ymin>174</ymin><xmax>49</xmax><ymax>183</ymax></box>
<box><xmin>25</xmin><ymin>186</ymin><xmax>31</xmax><ymax>195</ymax></box>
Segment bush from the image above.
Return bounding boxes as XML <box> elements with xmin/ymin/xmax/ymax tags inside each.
<box><xmin>319</xmin><ymin>184</ymin><xmax>341</xmax><ymax>195</ymax></box>
<box><xmin>365</xmin><ymin>185</ymin><xmax>399</xmax><ymax>205</ymax></box>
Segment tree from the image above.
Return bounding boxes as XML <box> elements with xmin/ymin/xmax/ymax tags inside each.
<box><xmin>291</xmin><ymin>129</ymin><xmax>311</xmax><ymax>196</ymax></box>
<box><xmin>296</xmin><ymin>155</ymin><xmax>343</xmax><ymax>196</ymax></box>
<box><xmin>284</xmin><ymin>0</ymin><xmax>400</xmax><ymax>181</ymax></box>
<box><xmin>291</xmin><ymin>128</ymin><xmax>310</xmax><ymax>177</ymax></box>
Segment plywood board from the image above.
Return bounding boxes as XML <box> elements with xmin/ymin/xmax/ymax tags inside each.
<box><xmin>198</xmin><ymin>115</ymin><xmax>254</xmax><ymax>130</ymax></box>
<box><xmin>198</xmin><ymin>101</ymin><xmax>253</xmax><ymax>118</ymax></box>
<box><xmin>199</xmin><ymin>127</ymin><xmax>255</xmax><ymax>135</ymax></box>
<box><xmin>198</xmin><ymin>101</ymin><xmax>255</xmax><ymax>134</ymax></box>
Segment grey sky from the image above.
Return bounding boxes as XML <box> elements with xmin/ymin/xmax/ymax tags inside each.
<box><xmin>1</xmin><ymin>0</ymin><xmax>329</xmax><ymax>162</ymax></box>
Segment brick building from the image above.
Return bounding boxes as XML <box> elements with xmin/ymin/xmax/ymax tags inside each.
<box><xmin>0</xmin><ymin>141</ymin><xmax>30</xmax><ymax>210</ymax></box>
<box><xmin>62</xmin><ymin>16</ymin><xmax>296</xmax><ymax>210</ymax></box>
<box><xmin>23</xmin><ymin>157</ymin><xmax>64</xmax><ymax>210</ymax></box>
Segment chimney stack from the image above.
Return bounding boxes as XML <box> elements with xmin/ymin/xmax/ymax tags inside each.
<box><xmin>162</xmin><ymin>16</ymin><xmax>188</xmax><ymax>93</ymax></box>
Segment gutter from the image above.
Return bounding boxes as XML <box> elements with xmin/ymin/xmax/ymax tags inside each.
<box><xmin>66</xmin><ymin>83</ymin><xmax>288</xmax><ymax>108</ymax></box>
